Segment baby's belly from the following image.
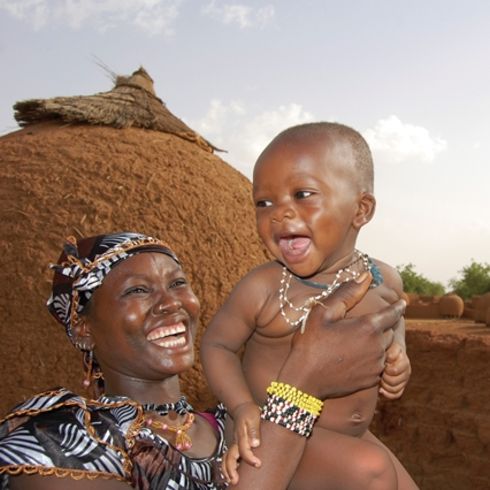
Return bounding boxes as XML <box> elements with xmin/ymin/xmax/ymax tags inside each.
<box><xmin>243</xmin><ymin>338</ymin><xmax>379</xmax><ymax>438</ymax></box>
<box><xmin>316</xmin><ymin>386</ymin><xmax>378</xmax><ymax>437</ymax></box>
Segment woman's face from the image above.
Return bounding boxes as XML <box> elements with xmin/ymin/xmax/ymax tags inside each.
<box><xmin>83</xmin><ymin>252</ymin><xmax>200</xmax><ymax>382</ymax></box>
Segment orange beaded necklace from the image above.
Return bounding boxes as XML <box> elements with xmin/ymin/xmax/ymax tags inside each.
<box><xmin>144</xmin><ymin>412</ymin><xmax>195</xmax><ymax>451</ymax></box>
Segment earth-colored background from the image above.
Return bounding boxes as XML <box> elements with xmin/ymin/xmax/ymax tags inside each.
<box><xmin>1</xmin><ymin>83</ymin><xmax>489</xmax><ymax>489</ymax></box>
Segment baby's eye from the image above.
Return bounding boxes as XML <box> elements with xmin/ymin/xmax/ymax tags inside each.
<box><xmin>255</xmin><ymin>199</ymin><xmax>273</xmax><ymax>208</ymax></box>
<box><xmin>295</xmin><ymin>190</ymin><xmax>313</xmax><ymax>199</ymax></box>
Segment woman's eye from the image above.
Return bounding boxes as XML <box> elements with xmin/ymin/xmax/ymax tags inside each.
<box><xmin>255</xmin><ymin>199</ymin><xmax>272</xmax><ymax>208</ymax></box>
<box><xmin>124</xmin><ymin>286</ymin><xmax>149</xmax><ymax>296</ymax></box>
<box><xmin>170</xmin><ymin>278</ymin><xmax>187</xmax><ymax>288</ymax></box>
<box><xmin>295</xmin><ymin>190</ymin><xmax>313</xmax><ymax>199</ymax></box>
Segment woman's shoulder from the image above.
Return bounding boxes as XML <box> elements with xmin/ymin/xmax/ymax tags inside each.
<box><xmin>1</xmin><ymin>388</ymin><xmax>140</xmax><ymax>430</ymax></box>
<box><xmin>0</xmin><ymin>387</ymin><xmax>88</xmax><ymax>438</ymax></box>
<box><xmin>0</xmin><ymin>388</ymin><xmax>135</xmax><ymax>484</ymax></box>
<box><xmin>3</xmin><ymin>387</ymin><xmax>84</xmax><ymax>414</ymax></box>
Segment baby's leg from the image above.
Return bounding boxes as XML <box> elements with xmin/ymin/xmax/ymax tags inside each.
<box><xmin>288</xmin><ymin>427</ymin><xmax>397</xmax><ymax>490</ymax></box>
<box><xmin>362</xmin><ymin>431</ymin><xmax>419</xmax><ymax>490</ymax></box>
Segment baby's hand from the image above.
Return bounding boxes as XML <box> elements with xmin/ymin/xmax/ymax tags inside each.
<box><xmin>221</xmin><ymin>443</ymin><xmax>241</xmax><ymax>485</ymax></box>
<box><xmin>231</xmin><ymin>401</ymin><xmax>262</xmax><ymax>468</ymax></box>
<box><xmin>380</xmin><ymin>341</ymin><xmax>411</xmax><ymax>399</ymax></box>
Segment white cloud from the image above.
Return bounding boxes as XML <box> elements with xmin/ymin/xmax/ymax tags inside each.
<box><xmin>202</xmin><ymin>1</ymin><xmax>274</xmax><ymax>29</ymax></box>
<box><xmin>364</xmin><ymin>115</ymin><xmax>447</xmax><ymax>165</ymax></box>
<box><xmin>0</xmin><ymin>0</ymin><xmax>49</xmax><ymax>29</ymax></box>
<box><xmin>190</xmin><ymin>100</ymin><xmax>315</xmax><ymax>177</ymax></box>
<box><xmin>0</xmin><ymin>0</ymin><xmax>181</xmax><ymax>35</ymax></box>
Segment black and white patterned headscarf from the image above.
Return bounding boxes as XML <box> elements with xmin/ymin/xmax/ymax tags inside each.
<box><xmin>47</xmin><ymin>232</ymin><xmax>180</xmax><ymax>342</ymax></box>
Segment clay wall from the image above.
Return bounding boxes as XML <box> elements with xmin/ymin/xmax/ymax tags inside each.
<box><xmin>372</xmin><ymin>319</ymin><xmax>490</xmax><ymax>490</ymax></box>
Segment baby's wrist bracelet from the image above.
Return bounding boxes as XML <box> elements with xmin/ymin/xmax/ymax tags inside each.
<box><xmin>261</xmin><ymin>381</ymin><xmax>324</xmax><ymax>437</ymax></box>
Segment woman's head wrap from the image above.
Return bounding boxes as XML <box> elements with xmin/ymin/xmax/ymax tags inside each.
<box><xmin>47</xmin><ymin>232</ymin><xmax>180</xmax><ymax>342</ymax></box>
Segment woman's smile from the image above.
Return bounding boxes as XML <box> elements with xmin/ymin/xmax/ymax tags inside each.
<box><xmin>146</xmin><ymin>322</ymin><xmax>189</xmax><ymax>349</ymax></box>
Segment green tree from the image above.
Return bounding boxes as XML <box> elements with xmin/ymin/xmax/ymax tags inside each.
<box><xmin>397</xmin><ymin>263</ymin><xmax>446</xmax><ymax>296</ymax></box>
<box><xmin>449</xmin><ymin>261</ymin><xmax>490</xmax><ymax>300</ymax></box>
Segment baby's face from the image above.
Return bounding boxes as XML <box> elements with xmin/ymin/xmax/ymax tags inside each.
<box><xmin>252</xmin><ymin>137</ymin><xmax>362</xmax><ymax>277</ymax></box>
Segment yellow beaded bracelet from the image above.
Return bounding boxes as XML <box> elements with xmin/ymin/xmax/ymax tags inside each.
<box><xmin>266</xmin><ymin>381</ymin><xmax>323</xmax><ymax>417</ymax></box>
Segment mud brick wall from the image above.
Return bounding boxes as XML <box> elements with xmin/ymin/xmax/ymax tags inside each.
<box><xmin>372</xmin><ymin>320</ymin><xmax>490</xmax><ymax>490</ymax></box>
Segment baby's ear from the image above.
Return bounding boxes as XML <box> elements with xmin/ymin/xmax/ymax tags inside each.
<box><xmin>353</xmin><ymin>192</ymin><xmax>376</xmax><ymax>229</ymax></box>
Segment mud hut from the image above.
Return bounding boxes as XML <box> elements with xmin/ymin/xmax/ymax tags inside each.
<box><xmin>13</xmin><ymin>67</ymin><xmax>220</xmax><ymax>153</ymax></box>
<box><xmin>0</xmin><ymin>67</ymin><xmax>268</xmax><ymax>415</ymax></box>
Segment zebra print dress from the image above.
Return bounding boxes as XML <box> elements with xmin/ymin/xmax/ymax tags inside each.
<box><xmin>0</xmin><ymin>388</ymin><xmax>227</xmax><ymax>489</ymax></box>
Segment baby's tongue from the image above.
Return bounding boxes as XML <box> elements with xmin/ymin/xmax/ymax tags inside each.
<box><xmin>279</xmin><ymin>236</ymin><xmax>311</xmax><ymax>255</ymax></box>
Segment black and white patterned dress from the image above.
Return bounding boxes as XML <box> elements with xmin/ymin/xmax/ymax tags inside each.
<box><xmin>0</xmin><ymin>388</ymin><xmax>227</xmax><ymax>489</ymax></box>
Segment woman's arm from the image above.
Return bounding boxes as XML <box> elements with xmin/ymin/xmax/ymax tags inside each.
<box><xmin>234</xmin><ymin>274</ymin><xmax>406</xmax><ymax>489</ymax></box>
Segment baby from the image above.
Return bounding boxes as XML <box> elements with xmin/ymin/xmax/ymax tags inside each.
<box><xmin>201</xmin><ymin>122</ymin><xmax>417</xmax><ymax>489</ymax></box>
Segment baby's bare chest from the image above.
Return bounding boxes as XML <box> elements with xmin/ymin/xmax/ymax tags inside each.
<box><xmin>255</xmin><ymin>281</ymin><xmax>393</xmax><ymax>340</ymax></box>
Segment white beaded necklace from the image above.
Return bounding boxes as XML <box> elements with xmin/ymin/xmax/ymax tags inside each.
<box><xmin>278</xmin><ymin>250</ymin><xmax>370</xmax><ymax>333</ymax></box>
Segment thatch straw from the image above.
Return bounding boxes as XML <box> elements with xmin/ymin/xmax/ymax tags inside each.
<box><xmin>13</xmin><ymin>67</ymin><xmax>220</xmax><ymax>153</ymax></box>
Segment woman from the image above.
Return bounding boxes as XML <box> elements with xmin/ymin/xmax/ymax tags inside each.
<box><xmin>0</xmin><ymin>232</ymin><xmax>408</xmax><ymax>489</ymax></box>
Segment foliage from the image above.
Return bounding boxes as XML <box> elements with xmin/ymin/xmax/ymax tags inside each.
<box><xmin>449</xmin><ymin>261</ymin><xmax>490</xmax><ymax>300</ymax></box>
<box><xmin>397</xmin><ymin>263</ymin><xmax>446</xmax><ymax>296</ymax></box>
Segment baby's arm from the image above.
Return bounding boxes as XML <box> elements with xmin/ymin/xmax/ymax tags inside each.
<box><xmin>201</xmin><ymin>264</ymin><xmax>274</xmax><ymax>464</ymax></box>
<box><xmin>375</xmin><ymin>261</ymin><xmax>411</xmax><ymax>399</ymax></box>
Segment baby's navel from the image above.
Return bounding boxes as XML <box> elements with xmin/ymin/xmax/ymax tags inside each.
<box><xmin>350</xmin><ymin>411</ymin><xmax>365</xmax><ymax>425</ymax></box>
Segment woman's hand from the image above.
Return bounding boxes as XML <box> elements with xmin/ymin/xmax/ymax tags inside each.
<box><xmin>282</xmin><ymin>273</ymin><xmax>405</xmax><ymax>399</ymax></box>
<box><xmin>380</xmin><ymin>341</ymin><xmax>411</xmax><ymax>399</ymax></box>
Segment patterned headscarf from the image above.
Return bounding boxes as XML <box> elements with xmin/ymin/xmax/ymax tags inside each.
<box><xmin>47</xmin><ymin>232</ymin><xmax>180</xmax><ymax>342</ymax></box>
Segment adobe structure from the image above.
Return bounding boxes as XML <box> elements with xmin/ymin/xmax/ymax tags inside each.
<box><xmin>405</xmin><ymin>291</ymin><xmax>490</xmax><ymax>326</ymax></box>
<box><xmin>0</xmin><ymin>67</ymin><xmax>268</xmax><ymax>415</ymax></box>
<box><xmin>1</xmin><ymin>68</ymin><xmax>489</xmax><ymax>489</ymax></box>
<box><xmin>464</xmin><ymin>292</ymin><xmax>490</xmax><ymax>325</ymax></box>
<box><xmin>405</xmin><ymin>293</ymin><xmax>465</xmax><ymax>319</ymax></box>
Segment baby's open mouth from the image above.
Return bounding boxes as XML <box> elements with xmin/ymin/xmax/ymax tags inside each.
<box><xmin>278</xmin><ymin>236</ymin><xmax>311</xmax><ymax>256</ymax></box>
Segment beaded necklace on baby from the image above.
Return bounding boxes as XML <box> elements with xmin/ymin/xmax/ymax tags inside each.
<box><xmin>278</xmin><ymin>249</ymin><xmax>371</xmax><ymax>333</ymax></box>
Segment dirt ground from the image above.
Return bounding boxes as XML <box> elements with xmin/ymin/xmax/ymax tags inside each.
<box><xmin>372</xmin><ymin>319</ymin><xmax>490</xmax><ymax>490</ymax></box>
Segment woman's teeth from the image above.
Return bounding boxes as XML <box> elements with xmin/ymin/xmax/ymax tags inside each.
<box><xmin>147</xmin><ymin>323</ymin><xmax>186</xmax><ymax>346</ymax></box>
<box><xmin>154</xmin><ymin>336</ymin><xmax>186</xmax><ymax>348</ymax></box>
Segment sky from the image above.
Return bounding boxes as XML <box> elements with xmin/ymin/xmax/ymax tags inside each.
<box><xmin>1</xmin><ymin>0</ymin><xmax>489</xmax><ymax>288</ymax></box>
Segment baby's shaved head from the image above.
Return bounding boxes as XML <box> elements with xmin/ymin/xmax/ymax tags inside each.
<box><xmin>263</xmin><ymin>122</ymin><xmax>374</xmax><ymax>193</ymax></box>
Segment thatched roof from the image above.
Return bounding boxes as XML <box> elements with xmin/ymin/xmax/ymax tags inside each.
<box><xmin>13</xmin><ymin>67</ymin><xmax>220</xmax><ymax>153</ymax></box>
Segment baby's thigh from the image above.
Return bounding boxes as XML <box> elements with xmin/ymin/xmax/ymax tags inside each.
<box><xmin>288</xmin><ymin>428</ymin><xmax>397</xmax><ymax>490</ymax></box>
